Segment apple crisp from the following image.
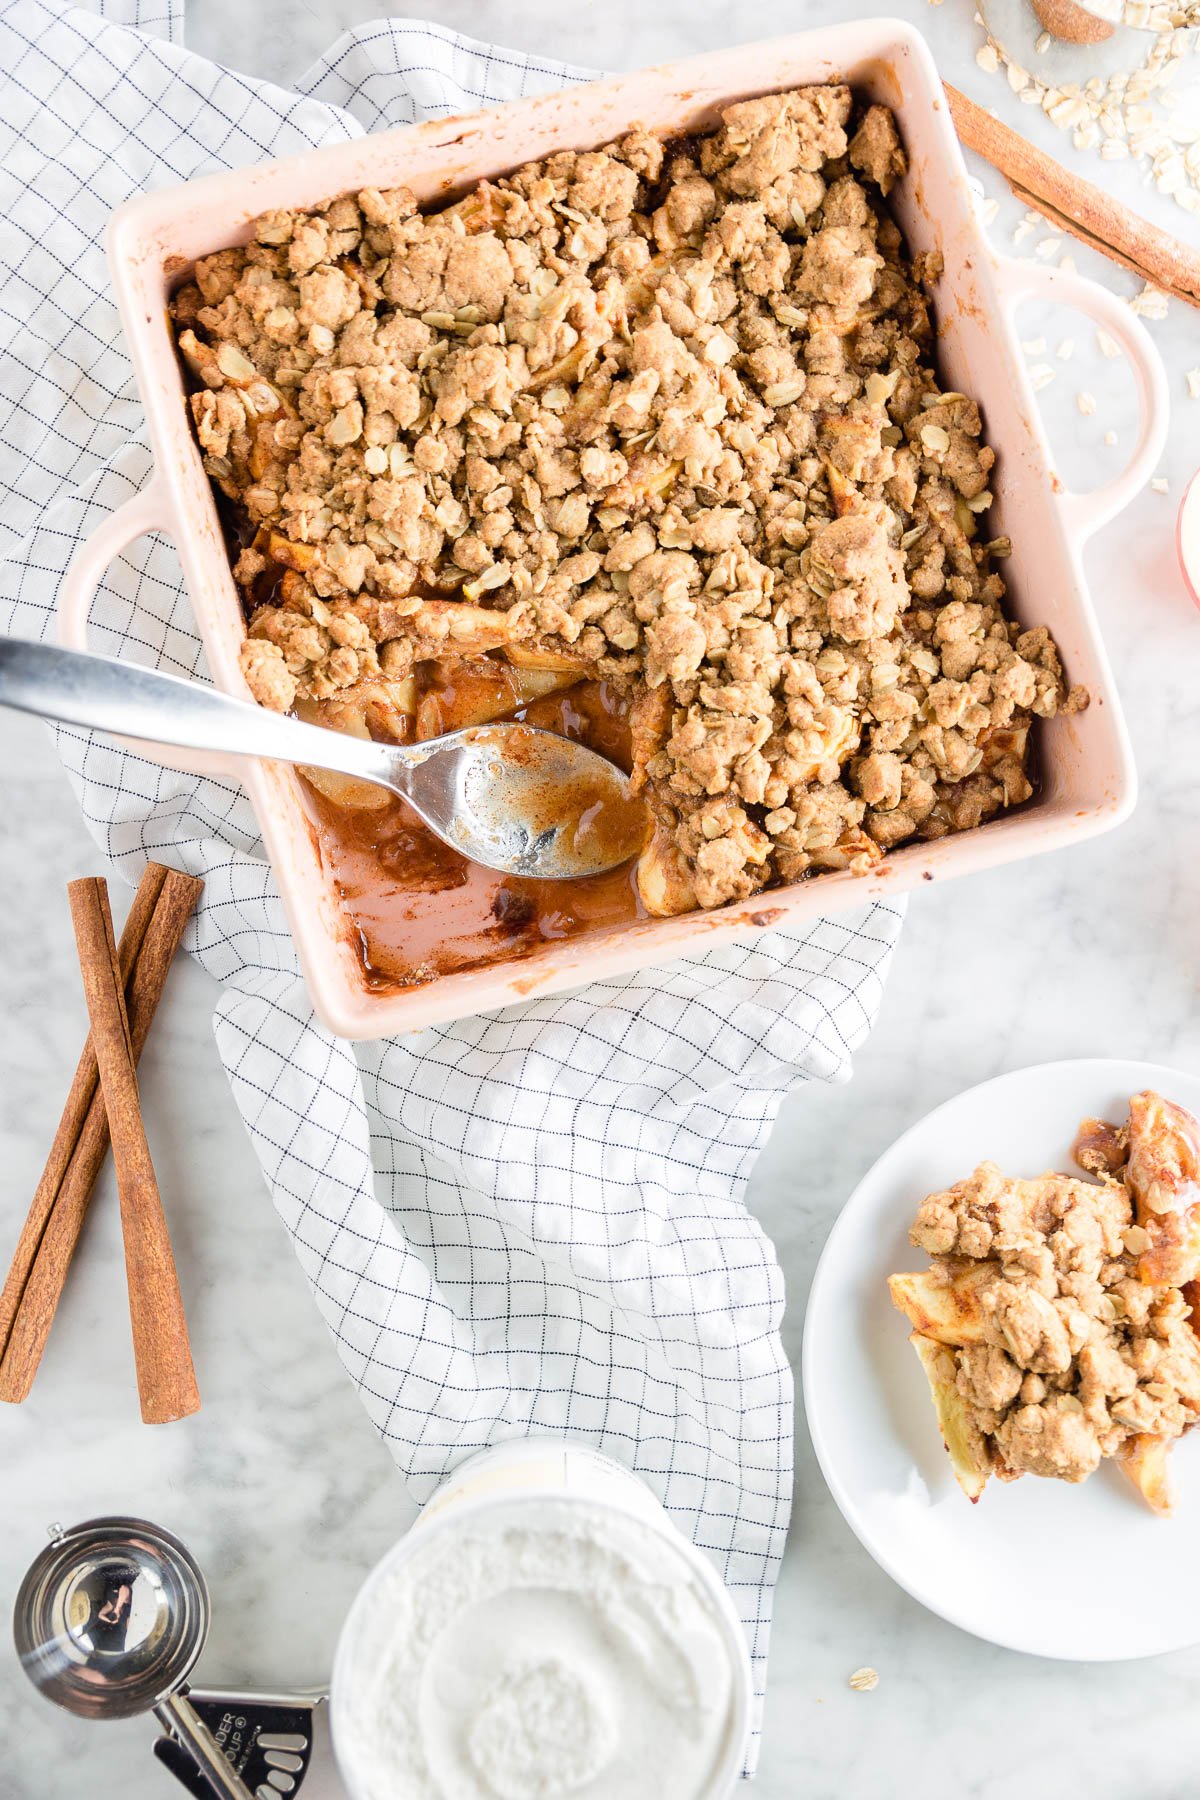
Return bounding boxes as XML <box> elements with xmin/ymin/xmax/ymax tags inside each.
<box><xmin>171</xmin><ymin>84</ymin><xmax>1085</xmax><ymax>919</ymax></box>
<box><xmin>890</xmin><ymin>1091</ymin><xmax>1200</xmax><ymax>1512</ymax></box>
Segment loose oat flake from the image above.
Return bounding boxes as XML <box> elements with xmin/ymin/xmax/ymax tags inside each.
<box><xmin>1130</xmin><ymin>284</ymin><xmax>1170</xmax><ymax>321</ymax></box>
<box><xmin>849</xmin><ymin>1668</ymin><xmax>880</xmax><ymax>1692</ymax></box>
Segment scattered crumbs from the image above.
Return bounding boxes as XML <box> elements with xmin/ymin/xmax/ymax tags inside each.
<box><xmin>1129</xmin><ymin>283</ymin><xmax>1169</xmax><ymax>320</ymax></box>
<box><xmin>1035</xmin><ymin>236</ymin><xmax>1062</xmax><ymax>260</ymax></box>
<box><xmin>1150</xmin><ymin>476</ymin><xmax>1170</xmax><ymax>494</ymax></box>
<box><xmin>980</xmin><ymin>195</ymin><xmax>1000</xmax><ymax>226</ymax></box>
<box><xmin>1187</xmin><ymin>369</ymin><xmax>1200</xmax><ymax>400</ymax></box>
<box><xmin>1021</xmin><ymin>336</ymin><xmax>1047</xmax><ymax>355</ymax></box>
<box><xmin>976</xmin><ymin>42</ymin><xmax>1000</xmax><ymax>73</ymax></box>
<box><xmin>1103</xmin><ymin>429</ymin><xmax>1118</xmax><ymax>446</ymax></box>
<box><xmin>849</xmin><ymin>1668</ymin><xmax>880</xmax><ymax>1692</ymax></box>
<box><xmin>1035</xmin><ymin>28</ymin><xmax>1052</xmax><ymax>50</ymax></box>
<box><xmin>1059</xmin><ymin>255</ymin><xmax>1077</xmax><ymax>273</ymax></box>
<box><xmin>1056</xmin><ymin>338</ymin><xmax>1075</xmax><ymax>360</ymax></box>
<box><xmin>1013</xmin><ymin>219</ymin><xmax>1036</xmax><ymax>245</ymax></box>
<box><xmin>1029</xmin><ymin>364</ymin><xmax>1057</xmax><ymax>392</ymax></box>
<box><xmin>1077</xmin><ymin>391</ymin><xmax>1096</xmax><ymax>415</ymax></box>
<box><xmin>1023</xmin><ymin>210</ymin><xmax>1043</xmax><ymax>225</ymax></box>
<box><xmin>1096</xmin><ymin>329</ymin><xmax>1121</xmax><ymax>359</ymax></box>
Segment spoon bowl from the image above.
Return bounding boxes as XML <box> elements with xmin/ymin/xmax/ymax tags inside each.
<box><xmin>14</xmin><ymin>1516</ymin><xmax>208</xmax><ymax>1721</ymax></box>
<box><xmin>14</xmin><ymin>1516</ymin><xmax>255</xmax><ymax>1800</ymax></box>
<box><xmin>0</xmin><ymin>640</ymin><xmax>645</xmax><ymax>882</ymax></box>
<box><xmin>409</xmin><ymin>720</ymin><xmax>647</xmax><ymax>878</ymax></box>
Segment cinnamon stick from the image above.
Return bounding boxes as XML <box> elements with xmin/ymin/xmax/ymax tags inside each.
<box><xmin>0</xmin><ymin>863</ymin><xmax>168</xmax><ymax>1363</ymax></box>
<box><xmin>0</xmin><ymin>867</ymin><xmax>203</xmax><ymax>1406</ymax></box>
<box><xmin>946</xmin><ymin>83</ymin><xmax>1200</xmax><ymax>312</ymax></box>
<box><xmin>64</xmin><ymin>878</ymin><xmax>200</xmax><ymax>1424</ymax></box>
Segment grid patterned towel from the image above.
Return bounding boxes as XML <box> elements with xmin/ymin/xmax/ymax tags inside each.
<box><xmin>0</xmin><ymin>0</ymin><xmax>905</xmax><ymax>1756</ymax></box>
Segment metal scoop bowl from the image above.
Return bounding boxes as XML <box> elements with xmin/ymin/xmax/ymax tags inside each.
<box><xmin>13</xmin><ymin>1516</ymin><xmax>254</xmax><ymax>1800</ymax></box>
<box><xmin>0</xmin><ymin>639</ymin><xmax>646</xmax><ymax>881</ymax></box>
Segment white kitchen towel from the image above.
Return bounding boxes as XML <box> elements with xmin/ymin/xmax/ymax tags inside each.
<box><xmin>0</xmin><ymin>0</ymin><xmax>905</xmax><ymax>1756</ymax></box>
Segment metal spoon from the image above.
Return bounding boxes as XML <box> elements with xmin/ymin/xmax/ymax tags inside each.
<box><xmin>13</xmin><ymin>1516</ymin><xmax>255</xmax><ymax>1800</ymax></box>
<box><xmin>0</xmin><ymin>639</ymin><xmax>646</xmax><ymax>880</ymax></box>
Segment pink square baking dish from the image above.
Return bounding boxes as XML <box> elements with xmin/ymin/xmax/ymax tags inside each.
<box><xmin>63</xmin><ymin>21</ymin><xmax>1165</xmax><ymax>1039</ymax></box>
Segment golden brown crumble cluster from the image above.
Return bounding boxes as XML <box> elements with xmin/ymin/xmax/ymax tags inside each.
<box><xmin>172</xmin><ymin>85</ymin><xmax>1084</xmax><ymax>915</ymax></box>
<box><xmin>892</xmin><ymin>1093</ymin><xmax>1200</xmax><ymax>1507</ymax></box>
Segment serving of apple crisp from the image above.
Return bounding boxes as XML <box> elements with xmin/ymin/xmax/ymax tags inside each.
<box><xmin>171</xmin><ymin>82</ymin><xmax>1084</xmax><ymax>950</ymax></box>
<box><xmin>890</xmin><ymin>1091</ymin><xmax>1200</xmax><ymax>1513</ymax></box>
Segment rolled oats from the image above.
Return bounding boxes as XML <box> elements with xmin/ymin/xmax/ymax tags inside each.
<box><xmin>973</xmin><ymin>19</ymin><xmax>1200</xmax><ymax>214</ymax></box>
<box><xmin>1130</xmin><ymin>283</ymin><xmax>1171</xmax><ymax>320</ymax></box>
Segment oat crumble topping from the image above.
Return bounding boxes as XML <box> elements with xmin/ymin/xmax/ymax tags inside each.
<box><xmin>172</xmin><ymin>86</ymin><xmax>1083</xmax><ymax>917</ymax></box>
<box><xmin>891</xmin><ymin>1091</ymin><xmax>1200</xmax><ymax>1509</ymax></box>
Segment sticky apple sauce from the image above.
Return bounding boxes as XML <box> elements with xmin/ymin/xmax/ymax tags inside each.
<box><xmin>300</xmin><ymin>666</ymin><xmax>647</xmax><ymax>990</ymax></box>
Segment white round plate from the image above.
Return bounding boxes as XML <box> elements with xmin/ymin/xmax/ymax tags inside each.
<box><xmin>803</xmin><ymin>1057</ymin><xmax>1200</xmax><ymax>1661</ymax></box>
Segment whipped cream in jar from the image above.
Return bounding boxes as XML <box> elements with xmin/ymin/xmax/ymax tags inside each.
<box><xmin>331</xmin><ymin>1442</ymin><xmax>751</xmax><ymax>1800</ymax></box>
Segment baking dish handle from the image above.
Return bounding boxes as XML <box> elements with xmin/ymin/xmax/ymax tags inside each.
<box><xmin>57</xmin><ymin>478</ymin><xmax>239</xmax><ymax>780</ymax></box>
<box><xmin>992</xmin><ymin>257</ymin><xmax>1169</xmax><ymax>541</ymax></box>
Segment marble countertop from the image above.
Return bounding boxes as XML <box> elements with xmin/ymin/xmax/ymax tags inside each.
<box><xmin>3</xmin><ymin>1</ymin><xmax>1200</xmax><ymax>1795</ymax></box>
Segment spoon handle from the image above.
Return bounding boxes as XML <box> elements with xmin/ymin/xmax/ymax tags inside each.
<box><xmin>154</xmin><ymin>1693</ymin><xmax>257</xmax><ymax>1800</ymax></box>
<box><xmin>0</xmin><ymin>638</ymin><xmax>402</xmax><ymax>790</ymax></box>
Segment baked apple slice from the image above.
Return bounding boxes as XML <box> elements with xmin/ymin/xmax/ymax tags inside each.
<box><xmin>294</xmin><ymin>682</ymin><xmax>417</xmax><ymax>811</ymax></box>
<box><xmin>888</xmin><ymin>1259</ymin><xmax>996</xmax><ymax>1347</ymax></box>
<box><xmin>1125</xmin><ymin>1090</ymin><xmax>1200</xmax><ymax>1287</ymax></box>
<box><xmin>1117</xmin><ymin>1432</ymin><xmax>1175</xmax><ymax>1517</ymax></box>
<box><xmin>908</xmin><ymin>1333</ymin><xmax>992</xmax><ymax>1502</ymax></box>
